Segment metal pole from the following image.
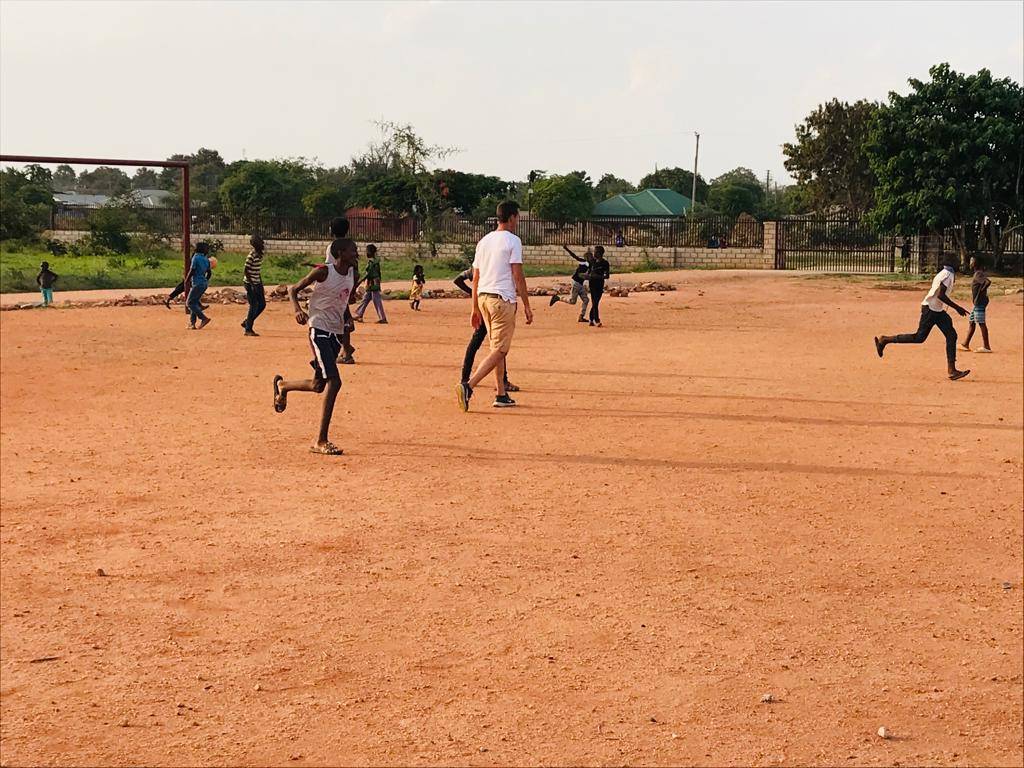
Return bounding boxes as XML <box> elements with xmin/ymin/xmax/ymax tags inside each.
<box><xmin>691</xmin><ymin>132</ymin><xmax>700</xmax><ymax>213</ymax></box>
<box><xmin>182</xmin><ymin>165</ymin><xmax>191</xmax><ymax>278</ymax></box>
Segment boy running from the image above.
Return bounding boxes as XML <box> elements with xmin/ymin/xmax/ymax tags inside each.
<box><xmin>548</xmin><ymin>245</ymin><xmax>590</xmax><ymax>321</ymax></box>
<box><xmin>183</xmin><ymin>242</ymin><xmax>212</xmax><ymax>330</ymax></box>
<box><xmin>456</xmin><ymin>200</ymin><xmax>533</xmax><ymax>411</ymax></box>
<box><xmin>272</xmin><ymin>237</ymin><xmax>358</xmax><ymax>455</ymax></box>
<box><xmin>960</xmin><ymin>256</ymin><xmax>993</xmax><ymax>353</ymax></box>
<box><xmin>874</xmin><ymin>256</ymin><xmax>971</xmax><ymax>380</ymax></box>
<box><xmin>36</xmin><ymin>261</ymin><xmax>58</xmax><ymax>307</ymax></box>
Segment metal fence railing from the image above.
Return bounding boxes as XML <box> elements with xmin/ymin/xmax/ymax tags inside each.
<box><xmin>50</xmin><ymin>205</ymin><xmax>765</xmax><ymax>249</ymax></box>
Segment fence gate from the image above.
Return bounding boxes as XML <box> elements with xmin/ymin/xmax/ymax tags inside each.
<box><xmin>776</xmin><ymin>218</ymin><xmax>907</xmax><ymax>273</ymax></box>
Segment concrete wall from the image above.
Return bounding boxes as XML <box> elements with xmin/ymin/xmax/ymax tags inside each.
<box><xmin>44</xmin><ymin>230</ymin><xmax>776</xmax><ymax>270</ymax></box>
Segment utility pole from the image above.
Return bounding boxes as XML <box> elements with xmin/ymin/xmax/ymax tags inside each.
<box><xmin>691</xmin><ymin>132</ymin><xmax>700</xmax><ymax>213</ymax></box>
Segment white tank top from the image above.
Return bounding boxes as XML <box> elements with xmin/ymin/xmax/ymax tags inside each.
<box><xmin>307</xmin><ymin>261</ymin><xmax>354</xmax><ymax>334</ymax></box>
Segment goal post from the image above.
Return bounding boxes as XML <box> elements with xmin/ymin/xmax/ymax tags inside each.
<box><xmin>0</xmin><ymin>154</ymin><xmax>191</xmax><ymax>278</ymax></box>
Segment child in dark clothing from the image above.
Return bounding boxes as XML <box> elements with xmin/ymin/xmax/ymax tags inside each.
<box><xmin>961</xmin><ymin>256</ymin><xmax>993</xmax><ymax>353</ymax></box>
<box><xmin>37</xmin><ymin>262</ymin><xmax>58</xmax><ymax>307</ymax></box>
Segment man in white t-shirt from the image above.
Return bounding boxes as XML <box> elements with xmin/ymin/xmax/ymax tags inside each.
<box><xmin>874</xmin><ymin>256</ymin><xmax>970</xmax><ymax>380</ymax></box>
<box><xmin>456</xmin><ymin>200</ymin><xmax>534</xmax><ymax>411</ymax></box>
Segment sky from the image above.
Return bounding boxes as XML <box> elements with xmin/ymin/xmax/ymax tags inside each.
<box><xmin>1</xmin><ymin>0</ymin><xmax>1022</xmax><ymax>185</ymax></box>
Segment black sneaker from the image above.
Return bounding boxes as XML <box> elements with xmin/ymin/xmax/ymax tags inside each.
<box><xmin>549</xmin><ymin>294</ymin><xmax>559</xmax><ymax>307</ymax></box>
<box><xmin>505</xmin><ymin>382</ymin><xmax>520</xmax><ymax>392</ymax></box>
<box><xmin>339</xmin><ymin>354</ymin><xmax>355</xmax><ymax>365</ymax></box>
<box><xmin>577</xmin><ymin>315</ymin><xmax>587</xmax><ymax>323</ymax></box>
<box><xmin>456</xmin><ymin>381</ymin><xmax>473</xmax><ymax>412</ymax></box>
<box><xmin>493</xmin><ymin>394</ymin><xmax>517</xmax><ymax>408</ymax></box>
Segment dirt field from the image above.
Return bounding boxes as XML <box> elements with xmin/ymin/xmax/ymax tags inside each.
<box><xmin>1</xmin><ymin>271</ymin><xmax>1021</xmax><ymax>767</ymax></box>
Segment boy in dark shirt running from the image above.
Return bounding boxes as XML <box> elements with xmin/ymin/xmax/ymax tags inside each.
<box><xmin>36</xmin><ymin>261</ymin><xmax>58</xmax><ymax>307</ymax></box>
<box><xmin>354</xmin><ymin>244</ymin><xmax>387</xmax><ymax>323</ymax></box>
<box><xmin>454</xmin><ymin>267</ymin><xmax>518</xmax><ymax>392</ymax></box>
<box><xmin>960</xmin><ymin>256</ymin><xmax>993</xmax><ymax>353</ymax></box>
<box><xmin>548</xmin><ymin>245</ymin><xmax>590</xmax><ymax>321</ymax></box>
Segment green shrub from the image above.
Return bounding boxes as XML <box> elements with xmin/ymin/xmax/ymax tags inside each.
<box><xmin>141</xmin><ymin>253</ymin><xmax>163</xmax><ymax>270</ymax></box>
<box><xmin>87</xmin><ymin>206</ymin><xmax>135</xmax><ymax>254</ymax></box>
<box><xmin>45</xmin><ymin>238</ymin><xmax>69</xmax><ymax>257</ymax></box>
<box><xmin>207</xmin><ymin>238</ymin><xmax>224</xmax><ymax>256</ymax></box>
<box><xmin>106</xmin><ymin>254</ymin><xmax>128</xmax><ymax>271</ymax></box>
<box><xmin>271</xmin><ymin>252</ymin><xmax>306</xmax><ymax>271</ymax></box>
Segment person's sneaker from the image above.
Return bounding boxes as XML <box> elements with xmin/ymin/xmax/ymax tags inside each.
<box><xmin>354</xmin><ymin>315</ymin><xmax>365</xmax><ymax>323</ymax></box>
<box><xmin>198</xmin><ymin>317</ymin><xmax>212</xmax><ymax>329</ymax></box>
<box><xmin>377</xmin><ymin>319</ymin><xmax>389</xmax><ymax>324</ymax></box>
<box><xmin>244</xmin><ymin>329</ymin><xmax>259</xmax><ymax>337</ymax></box>
<box><xmin>949</xmin><ymin>369</ymin><xmax>971</xmax><ymax>381</ymax></box>
<box><xmin>976</xmin><ymin>347</ymin><xmax>992</xmax><ymax>353</ymax></box>
<box><xmin>589</xmin><ymin>320</ymin><xmax>595</xmax><ymax>326</ymax></box>
<box><xmin>339</xmin><ymin>354</ymin><xmax>355</xmax><ymax>365</ymax></box>
<box><xmin>505</xmin><ymin>382</ymin><xmax>520</xmax><ymax>392</ymax></box>
<box><xmin>163</xmin><ymin>299</ymin><xmax>171</xmax><ymax>309</ymax></box>
<box><xmin>493</xmin><ymin>394</ymin><xmax>517</xmax><ymax>408</ymax></box>
<box><xmin>549</xmin><ymin>294</ymin><xmax>559</xmax><ymax>307</ymax></box>
<box><xmin>456</xmin><ymin>382</ymin><xmax>473</xmax><ymax>412</ymax></box>
<box><xmin>577</xmin><ymin>315</ymin><xmax>587</xmax><ymax>322</ymax></box>
<box><xmin>959</xmin><ymin>344</ymin><xmax>971</xmax><ymax>352</ymax></box>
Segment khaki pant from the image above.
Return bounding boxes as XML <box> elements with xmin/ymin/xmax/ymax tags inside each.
<box><xmin>479</xmin><ymin>293</ymin><xmax>517</xmax><ymax>353</ymax></box>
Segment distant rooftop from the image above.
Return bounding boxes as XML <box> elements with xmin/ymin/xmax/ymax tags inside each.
<box><xmin>53</xmin><ymin>188</ymin><xmax>174</xmax><ymax>209</ymax></box>
<box><xmin>592</xmin><ymin>188</ymin><xmax>692</xmax><ymax>217</ymax></box>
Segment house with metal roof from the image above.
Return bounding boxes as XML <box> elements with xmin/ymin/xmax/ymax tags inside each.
<box><xmin>592</xmin><ymin>188</ymin><xmax>692</xmax><ymax>217</ymax></box>
<box><xmin>52</xmin><ymin>188</ymin><xmax>174</xmax><ymax>209</ymax></box>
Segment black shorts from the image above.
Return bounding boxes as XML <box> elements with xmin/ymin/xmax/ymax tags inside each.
<box><xmin>308</xmin><ymin>327</ymin><xmax>342</xmax><ymax>381</ymax></box>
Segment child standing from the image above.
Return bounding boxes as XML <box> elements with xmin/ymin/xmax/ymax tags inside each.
<box><xmin>587</xmin><ymin>246</ymin><xmax>611</xmax><ymax>327</ymax></box>
<box><xmin>184</xmin><ymin>242</ymin><xmax>212</xmax><ymax>330</ymax></box>
<box><xmin>410</xmin><ymin>264</ymin><xmax>425</xmax><ymax>310</ymax></box>
<box><xmin>36</xmin><ymin>261</ymin><xmax>58</xmax><ymax>307</ymax></box>
<box><xmin>272</xmin><ymin>237</ymin><xmax>358</xmax><ymax>455</ymax></box>
<box><xmin>961</xmin><ymin>256</ymin><xmax>993</xmax><ymax>353</ymax></box>
<box><xmin>242</xmin><ymin>234</ymin><xmax>266</xmax><ymax>336</ymax></box>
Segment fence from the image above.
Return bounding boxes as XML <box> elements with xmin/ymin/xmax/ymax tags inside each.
<box><xmin>776</xmin><ymin>217</ymin><xmax>912</xmax><ymax>273</ymax></box>
<box><xmin>50</xmin><ymin>205</ymin><xmax>763</xmax><ymax>249</ymax></box>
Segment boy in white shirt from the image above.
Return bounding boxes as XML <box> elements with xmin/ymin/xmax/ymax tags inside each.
<box><xmin>874</xmin><ymin>256</ymin><xmax>970</xmax><ymax>380</ymax></box>
<box><xmin>456</xmin><ymin>201</ymin><xmax>533</xmax><ymax>411</ymax></box>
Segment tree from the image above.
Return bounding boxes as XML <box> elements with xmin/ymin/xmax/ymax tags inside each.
<box><xmin>159</xmin><ymin>148</ymin><xmax>226</xmax><ymax>206</ymax></box>
<box><xmin>593</xmin><ymin>173</ymin><xmax>636</xmax><ymax>202</ymax></box>
<box><xmin>132</xmin><ymin>168</ymin><xmax>160</xmax><ymax>189</ymax></box>
<box><xmin>303</xmin><ymin>167</ymin><xmax>355</xmax><ymax>218</ymax></box>
<box><xmin>783</xmin><ymin>98</ymin><xmax>880</xmax><ymax>216</ymax></box>
<box><xmin>76</xmin><ymin>166</ymin><xmax>130</xmax><ymax>196</ymax></box>
<box><xmin>867</xmin><ymin>63</ymin><xmax>1024</xmax><ymax>268</ymax></box>
<box><xmin>638</xmin><ymin>166</ymin><xmax>707</xmax><ymax>203</ymax></box>
<box><xmin>0</xmin><ymin>168</ymin><xmax>52</xmax><ymax>239</ymax></box>
<box><xmin>219</xmin><ymin>159</ymin><xmax>317</xmax><ymax>217</ymax></box>
<box><xmin>531</xmin><ymin>173</ymin><xmax>594</xmax><ymax>225</ymax></box>
<box><xmin>351</xmin><ymin>174</ymin><xmax>419</xmax><ymax>217</ymax></box>
<box><xmin>431</xmin><ymin>170</ymin><xmax>510</xmax><ymax>216</ymax></box>
<box><xmin>52</xmin><ymin>164</ymin><xmax>76</xmax><ymax>191</ymax></box>
<box><xmin>706</xmin><ymin>167</ymin><xmax>764</xmax><ymax>217</ymax></box>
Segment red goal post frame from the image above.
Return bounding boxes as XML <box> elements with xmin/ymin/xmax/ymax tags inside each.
<box><xmin>0</xmin><ymin>154</ymin><xmax>191</xmax><ymax>282</ymax></box>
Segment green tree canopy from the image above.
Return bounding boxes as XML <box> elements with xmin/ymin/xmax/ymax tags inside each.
<box><xmin>639</xmin><ymin>167</ymin><xmax>707</xmax><ymax>202</ymax></box>
<box><xmin>132</xmin><ymin>168</ymin><xmax>160</xmax><ymax>189</ymax></box>
<box><xmin>159</xmin><ymin>148</ymin><xmax>227</xmax><ymax>206</ymax></box>
<box><xmin>219</xmin><ymin>159</ymin><xmax>317</xmax><ymax>217</ymax></box>
<box><xmin>531</xmin><ymin>173</ymin><xmax>594</xmax><ymax>225</ymax></box>
<box><xmin>706</xmin><ymin>167</ymin><xmax>764</xmax><ymax>217</ymax></box>
<box><xmin>783</xmin><ymin>98</ymin><xmax>879</xmax><ymax>216</ymax></box>
<box><xmin>867</xmin><ymin>63</ymin><xmax>1024</xmax><ymax>264</ymax></box>
<box><xmin>0</xmin><ymin>167</ymin><xmax>52</xmax><ymax>239</ymax></box>
<box><xmin>432</xmin><ymin>170</ymin><xmax>511</xmax><ymax>215</ymax></box>
<box><xmin>76</xmin><ymin>166</ymin><xmax>130</xmax><ymax>196</ymax></box>
<box><xmin>593</xmin><ymin>173</ymin><xmax>636</xmax><ymax>202</ymax></box>
<box><xmin>52</xmin><ymin>164</ymin><xmax>76</xmax><ymax>191</ymax></box>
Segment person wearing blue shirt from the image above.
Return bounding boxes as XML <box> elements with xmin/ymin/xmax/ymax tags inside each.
<box><xmin>184</xmin><ymin>242</ymin><xmax>212</xmax><ymax>330</ymax></box>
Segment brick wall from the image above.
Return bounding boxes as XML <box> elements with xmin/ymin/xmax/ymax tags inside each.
<box><xmin>44</xmin><ymin>230</ymin><xmax>775</xmax><ymax>270</ymax></box>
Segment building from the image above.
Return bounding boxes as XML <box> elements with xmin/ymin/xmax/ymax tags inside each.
<box><xmin>51</xmin><ymin>188</ymin><xmax>174</xmax><ymax>209</ymax></box>
<box><xmin>592</xmin><ymin>188</ymin><xmax>692</xmax><ymax>217</ymax></box>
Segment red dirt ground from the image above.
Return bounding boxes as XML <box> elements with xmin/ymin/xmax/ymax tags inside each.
<box><xmin>1</xmin><ymin>271</ymin><xmax>1022</xmax><ymax>767</ymax></box>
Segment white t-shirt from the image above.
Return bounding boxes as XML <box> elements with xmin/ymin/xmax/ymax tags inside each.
<box><xmin>923</xmin><ymin>267</ymin><xmax>955</xmax><ymax>312</ymax></box>
<box><xmin>473</xmin><ymin>229</ymin><xmax>523</xmax><ymax>303</ymax></box>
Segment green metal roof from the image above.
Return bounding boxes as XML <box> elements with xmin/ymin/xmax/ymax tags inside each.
<box><xmin>592</xmin><ymin>188</ymin><xmax>692</xmax><ymax>217</ymax></box>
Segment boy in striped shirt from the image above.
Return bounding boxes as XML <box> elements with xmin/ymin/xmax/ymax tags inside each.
<box><xmin>242</xmin><ymin>234</ymin><xmax>266</xmax><ymax>336</ymax></box>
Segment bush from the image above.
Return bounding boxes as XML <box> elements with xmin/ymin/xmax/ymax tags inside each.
<box><xmin>141</xmin><ymin>253</ymin><xmax>163</xmax><ymax>270</ymax></box>
<box><xmin>106</xmin><ymin>254</ymin><xmax>128</xmax><ymax>271</ymax></box>
<box><xmin>270</xmin><ymin>252</ymin><xmax>306</xmax><ymax>271</ymax></box>
<box><xmin>88</xmin><ymin>206</ymin><xmax>135</xmax><ymax>254</ymax></box>
<box><xmin>45</xmin><ymin>238</ymin><xmax>69</xmax><ymax>257</ymax></box>
<box><xmin>207</xmin><ymin>238</ymin><xmax>224</xmax><ymax>256</ymax></box>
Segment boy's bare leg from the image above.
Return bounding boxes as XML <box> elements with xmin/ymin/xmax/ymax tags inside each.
<box><xmin>468</xmin><ymin>349</ymin><xmax>507</xmax><ymax>396</ymax></box>
<box><xmin>317</xmin><ymin>378</ymin><xmax>341</xmax><ymax>446</ymax></box>
<box><xmin>979</xmin><ymin>322</ymin><xmax>991</xmax><ymax>349</ymax></box>
<box><xmin>962</xmin><ymin>321</ymin><xmax>976</xmax><ymax>348</ymax></box>
<box><xmin>275</xmin><ymin>377</ymin><xmax>326</xmax><ymax>411</ymax></box>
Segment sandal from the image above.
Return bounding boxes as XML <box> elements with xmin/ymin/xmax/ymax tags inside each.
<box><xmin>310</xmin><ymin>442</ymin><xmax>344</xmax><ymax>456</ymax></box>
<box><xmin>273</xmin><ymin>375</ymin><xmax>286</xmax><ymax>413</ymax></box>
